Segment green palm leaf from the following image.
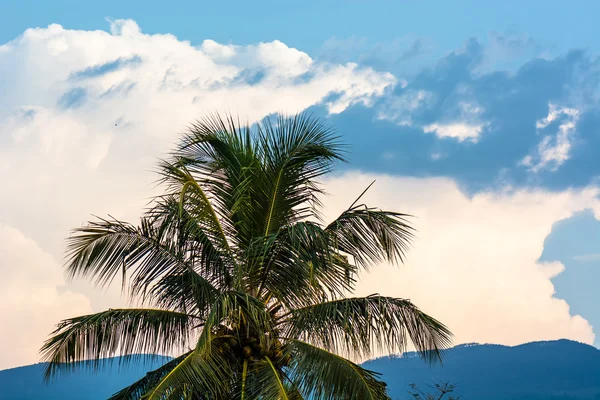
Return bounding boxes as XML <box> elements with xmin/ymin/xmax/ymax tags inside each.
<box><xmin>326</xmin><ymin>202</ymin><xmax>414</xmax><ymax>268</ymax></box>
<box><xmin>65</xmin><ymin>215</ymin><xmax>222</xmax><ymax>303</ymax></box>
<box><xmin>256</xmin><ymin>221</ymin><xmax>356</xmax><ymax>307</ymax></box>
<box><xmin>108</xmin><ymin>352</ymin><xmax>192</xmax><ymax>400</ymax></box>
<box><xmin>287</xmin><ymin>339</ymin><xmax>389</xmax><ymax>400</ymax></box>
<box><xmin>41</xmin><ymin>309</ymin><xmax>196</xmax><ymax>380</ymax></box>
<box><xmin>140</xmin><ymin>347</ymin><xmax>231</xmax><ymax>400</ymax></box>
<box><xmin>283</xmin><ymin>295</ymin><xmax>452</xmax><ymax>361</ymax></box>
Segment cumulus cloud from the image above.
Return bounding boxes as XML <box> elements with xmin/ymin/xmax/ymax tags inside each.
<box><xmin>0</xmin><ymin>20</ymin><xmax>394</xmax><ymax>121</ymax></box>
<box><xmin>0</xmin><ymin>19</ymin><xmax>395</xmax><ymax>253</ymax></box>
<box><xmin>376</xmin><ymin>89</ymin><xmax>433</xmax><ymax>126</ymax></box>
<box><xmin>0</xmin><ymin>224</ymin><xmax>92</xmax><ymax>370</ymax></box>
<box><xmin>378</xmin><ymin>78</ymin><xmax>489</xmax><ymax>142</ymax></box>
<box><xmin>423</xmin><ymin>122</ymin><xmax>485</xmax><ymax>142</ymax></box>
<box><xmin>521</xmin><ymin>104</ymin><xmax>580</xmax><ymax>172</ymax></box>
<box><xmin>322</xmin><ymin>173</ymin><xmax>598</xmax><ymax>352</ymax></box>
<box><xmin>420</xmin><ymin>97</ymin><xmax>489</xmax><ymax>142</ymax></box>
<box><xmin>0</xmin><ymin>19</ymin><xmax>397</xmax><ymax>369</ymax></box>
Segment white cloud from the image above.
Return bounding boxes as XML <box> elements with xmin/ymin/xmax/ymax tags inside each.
<box><xmin>423</xmin><ymin>122</ymin><xmax>485</xmax><ymax>141</ymax></box>
<box><xmin>573</xmin><ymin>253</ymin><xmax>600</xmax><ymax>262</ymax></box>
<box><xmin>199</xmin><ymin>39</ymin><xmax>314</xmax><ymax>78</ymax></box>
<box><xmin>0</xmin><ymin>224</ymin><xmax>92</xmax><ymax>370</ymax></box>
<box><xmin>379</xmin><ymin>91</ymin><xmax>489</xmax><ymax>142</ymax></box>
<box><xmin>522</xmin><ymin>104</ymin><xmax>580</xmax><ymax>172</ymax></box>
<box><xmin>0</xmin><ymin>20</ymin><xmax>394</xmax><ymax>121</ymax></box>
<box><xmin>377</xmin><ymin>89</ymin><xmax>434</xmax><ymax>126</ymax></box>
<box><xmin>422</xmin><ymin>100</ymin><xmax>488</xmax><ymax>142</ymax></box>
<box><xmin>0</xmin><ymin>18</ymin><xmax>395</xmax><ymax>255</ymax></box>
<box><xmin>322</xmin><ymin>173</ymin><xmax>599</xmax><ymax>353</ymax></box>
<box><xmin>0</xmin><ymin>20</ymin><xmax>396</xmax><ymax>369</ymax></box>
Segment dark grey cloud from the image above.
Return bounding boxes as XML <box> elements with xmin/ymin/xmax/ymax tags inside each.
<box><xmin>307</xmin><ymin>38</ymin><xmax>600</xmax><ymax>193</ymax></box>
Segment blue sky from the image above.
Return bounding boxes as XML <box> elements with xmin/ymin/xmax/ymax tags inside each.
<box><xmin>541</xmin><ymin>210</ymin><xmax>600</xmax><ymax>347</ymax></box>
<box><xmin>3</xmin><ymin>0</ymin><xmax>600</xmax><ymax>57</ymax></box>
<box><xmin>0</xmin><ymin>0</ymin><xmax>599</xmax><ymax>368</ymax></box>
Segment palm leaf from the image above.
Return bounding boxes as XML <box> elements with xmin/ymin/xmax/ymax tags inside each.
<box><xmin>147</xmin><ymin>269</ymin><xmax>218</xmax><ymax>317</ymax></box>
<box><xmin>146</xmin><ymin>195</ymin><xmax>234</xmax><ymax>290</ymax></box>
<box><xmin>157</xmin><ymin>163</ymin><xmax>239</xmax><ymax>266</ymax></box>
<box><xmin>283</xmin><ymin>295</ymin><xmax>452</xmax><ymax>360</ymax></box>
<box><xmin>256</xmin><ymin>221</ymin><xmax>357</xmax><ymax>308</ymax></box>
<box><xmin>249</xmin><ymin>357</ymin><xmax>291</xmax><ymax>400</ymax></box>
<box><xmin>194</xmin><ymin>291</ymin><xmax>274</xmax><ymax>356</ymax></box>
<box><xmin>41</xmin><ymin>309</ymin><xmax>196</xmax><ymax>380</ymax></box>
<box><xmin>257</xmin><ymin>113</ymin><xmax>345</xmax><ymax>237</ymax></box>
<box><xmin>108</xmin><ymin>352</ymin><xmax>191</xmax><ymax>400</ymax></box>
<box><xmin>166</xmin><ymin>114</ymin><xmax>259</xmax><ymax>250</ymax></box>
<box><xmin>141</xmin><ymin>348</ymin><xmax>231</xmax><ymax>400</ymax></box>
<box><xmin>326</xmin><ymin>196</ymin><xmax>414</xmax><ymax>268</ymax></box>
<box><xmin>287</xmin><ymin>339</ymin><xmax>390</xmax><ymax>400</ymax></box>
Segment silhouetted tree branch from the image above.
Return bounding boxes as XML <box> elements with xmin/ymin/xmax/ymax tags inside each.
<box><xmin>407</xmin><ymin>381</ymin><xmax>462</xmax><ymax>400</ymax></box>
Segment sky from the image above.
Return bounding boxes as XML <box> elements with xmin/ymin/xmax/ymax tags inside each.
<box><xmin>1</xmin><ymin>0</ymin><xmax>600</xmax><ymax>370</ymax></box>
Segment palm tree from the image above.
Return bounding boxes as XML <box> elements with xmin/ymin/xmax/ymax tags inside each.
<box><xmin>41</xmin><ymin>113</ymin><xmax>452</xmax><ymax>399</ymax></box>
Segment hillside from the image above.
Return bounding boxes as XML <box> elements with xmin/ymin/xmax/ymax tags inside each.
<box><xmin>364</xmin><ymin>339</ymin><xmax>600</xmax><ymax>399</ymax></box>
<box><xmin>0</xmin><ymin>356</ymin><xmax>170</xmax><ymax>400</ymax></box>
<box><xmin>0</xmin><ymin>340</ymin><xmax>598</xmax><ymax>399</ymax></box>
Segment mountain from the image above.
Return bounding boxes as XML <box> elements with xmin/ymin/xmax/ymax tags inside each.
<box><xmin>364</xmin><ymin>339</ymin><xmax>600</xmax><ymax>400</ymax></box>
<box><xmin>0</xmin><ymin>339</ymin><xmax>598</xmax><ymax>399</ymax></box>
<box><xmin>0</xmin><ymin>355</ymin><xmax>170</xmax><ymax>400</ymax></box>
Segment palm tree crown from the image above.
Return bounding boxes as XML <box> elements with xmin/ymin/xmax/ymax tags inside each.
<box><xmin>41</xmin><ymin>113</ymin><xmax>452</xmax><ymax>399</ymax></box>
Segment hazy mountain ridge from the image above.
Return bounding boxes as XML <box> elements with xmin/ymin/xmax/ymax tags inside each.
<box><xmin>0</xmin><ymin>355</ymin><xmax>171</xmax><ymax>400</ymax></box>
<box><xmin>364</xmin><ymin>339</ymin><xmax>600</xmax><ymax>399</ymax></box>
<box><xmin>1</xmin><ymin>340</ymin><xmax>598</xmax><ymax>399</ymax></box>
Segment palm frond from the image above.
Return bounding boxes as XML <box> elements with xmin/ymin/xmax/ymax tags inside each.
<box><xmin>65</xmin><ymin>212</ymin><xmax>223</xmax><ymax>313</ymax></box>
<box><xmin>65</xmin><ymin>217</ymin><xmax>148</xmax><ymax>288</ymax></box>
<box><xmin>287</xmin><ymin>339</ymin><xmax>390</xmax><ymax>400</ymax></box>
<box><xmin>140</xmin><ymin>347</ymin><xmax>232</xmax><ymax>400</ymax></box>
<box><xmin>195</xmin><ymin>291</ymin><xmax>274</xmax><ymax>355</ymax></box>
<box><xmin>157</xmin><ymin>163</ymin><xmax>239</xmax><ymax>267</ymax></box>
<box><xmin>283</xmin><ymin>295</ymin><xmax>452</xmax><ymax>360</ymax></box>
<box><xmin>146</xmin><ymin>195</ymin><xmax>234</xmax><ymax>290</ymax></box>
<box><xmin>255</xmin><ymin>221</ymin><xmax>357</xmax><ymax>308</ymax></box>
<box><xmin>168</xmin><ymin>113</ymin><xmax>345</xmax><ymax>248</ymax></box>
<box><xmin>256</xmin><ymin>113</ymin><xmax>346</xmax><ymax>237</ymax></box>
<box><xmin>41</xmin><ymin>309</ymin><xmax>195</xmax><ymax>380</ymax></box>
<box><xmin>326</xmin><ymin>196</ymin><xmax>414</xmax><ymax>268</ymax></box>
<box><xmin>146</xmin><ymin>269</ymin><xmax>218</xmax><ymax>317</ymax></box>
<box><xmin>108</xmin><ymin>352</ymin><xmax>190</xmax><ymax>400</ymax></box>
<box><xmin>249</xmin><ymin>357</ymin><xmax>291</xmax><ymax>400</ymax></box>
<box><xmin>165</xmin><ymin>114</ymin><xmax>260</xmax><ymax>250</ymax></box>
